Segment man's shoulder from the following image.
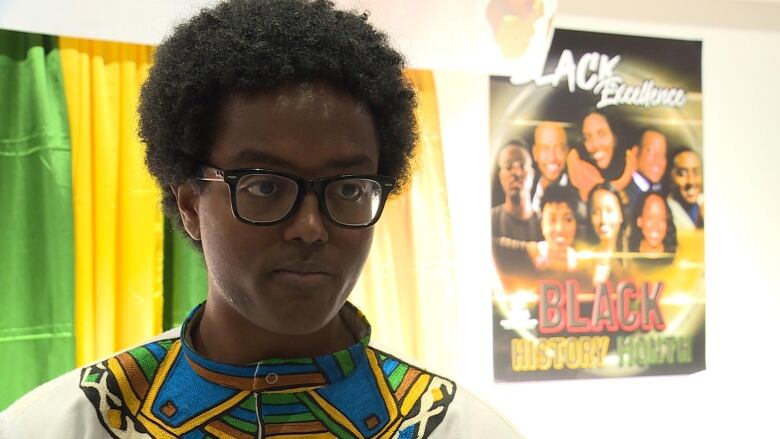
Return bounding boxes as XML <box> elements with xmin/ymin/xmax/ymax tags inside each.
<box><xmin>1</xmin><ymin>330</ymin><xmax>181</xmax><ymax>438</ymax></box>
<box><xmin>365</xmin><ymin>345</ymin><xmax>523</xmax><ymax>439</ymax></box>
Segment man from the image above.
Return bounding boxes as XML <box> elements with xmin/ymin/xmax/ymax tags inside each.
<box><xmin>567</xmin><ymin>110</ymin><xmax>635</xmax><ymax>200</ymax></box>
<box><xmin>491</xmin><ymin>142</ymin><xmax>542</xmax><ymax>289</ymax></box>
<box><xmin>530</xmin><ymin>121</ymin><xmax>569</xmax><ymax>215</ymax></box>
<box><xmin>0</xmin><ymin>1</ymin><xmax>521</xmax><ymax>438</ymax></box>
<box><xmin>625</xmin><ymin>129</ymin><xmax>668</xmax><ymax>217</ymax></box>
<box><xmin>667</xmin><ymin>147</ymin><xmax>704</xmax><ymax>230</ymax></box>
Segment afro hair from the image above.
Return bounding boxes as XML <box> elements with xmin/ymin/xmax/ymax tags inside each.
<box><xmin>139</xmin><ymin>0</ymin><xmax>417</xmax><ymax>237</ymax></box>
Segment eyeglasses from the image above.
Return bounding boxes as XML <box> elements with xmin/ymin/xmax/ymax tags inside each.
<box><xmin>196</xmin><ymin>165</ymin><xmax>396</xmax><ymax>228</ymax></box>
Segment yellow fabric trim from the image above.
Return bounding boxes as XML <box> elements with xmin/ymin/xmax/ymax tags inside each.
<box><xmin>400</xmin><ymin>374</ymin><xmax>431</xmax><ymax>416</ymax></box>
<box><xmin>365</xmin><ymin>349</ymin><xmax>399</xmax><ymax>423</ymax></box>
<box><xmin>136</xmin><ymin>413</ymin><xmax>178</xmax><ymax>439</ymax></box>
<box><xmin>59</xmin><ymin>37</ymin><xmax>163</xmax><ymax>365</ymax></box>
<box><xmin>139</xmin><ymin>341</ymin><xmax>251</xmax><ymax>435</ymax></box>
<box><xmin>107</xmin><ymin>357</ymin><xmax>141</xmax><ymax>414</ymax></box>
<box><xmin>351</xmin><ymin>69</ymin><xmax>457</xmax><ymax>372</ymax></box>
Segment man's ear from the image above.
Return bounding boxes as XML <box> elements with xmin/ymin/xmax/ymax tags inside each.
<box><xmin>171</xmin><ymin>182</ymin><xmax>202</xmax><ymax>241</ymax></box>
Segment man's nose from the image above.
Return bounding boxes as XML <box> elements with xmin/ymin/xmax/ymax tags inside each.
<box><xmin>282</xmin><ymin>192</ymin><xmax>329</xmax><ymax>245</ymax></box>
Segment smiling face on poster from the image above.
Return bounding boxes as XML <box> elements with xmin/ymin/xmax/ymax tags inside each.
<box><xmin>490</xmin><ymin>29</ymin><xmax>704</xmax><ymax>381</ymax></box>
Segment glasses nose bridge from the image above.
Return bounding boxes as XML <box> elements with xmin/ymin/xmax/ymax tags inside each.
<box><xmin>294</xmin><ymin>178</ymin><xmax>329</xmax><ymax>216</ymax></box>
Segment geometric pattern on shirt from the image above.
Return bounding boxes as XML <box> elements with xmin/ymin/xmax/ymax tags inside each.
<box><xmin>258</xmin><ymin>348</ymin><xmax>456</xmax><ymax>439</ymax></box>
<box><xmin>79</xmin><ymin>340</ymin><xmax>455</xmax><ymax>438</ymax></box>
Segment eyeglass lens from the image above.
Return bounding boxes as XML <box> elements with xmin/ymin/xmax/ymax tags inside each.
<box><xmin>235</xmin><ymin>174</ymin><xmax>383</xmax><ymax>226</ymax></box>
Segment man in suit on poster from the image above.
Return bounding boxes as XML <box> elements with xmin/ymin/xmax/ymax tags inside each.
<box><xmin>625</xmin><ymin>128</ymin><xmax>668</xmax><ymax>217</ymax></box>
<box><xmin>530</xmin><ymin>121</ymin><xmax>570</xmax><ymax>215</ymax></box>
<box><xmin>667</xmin><ymin>147</ymin><xmax>704</xmax><ymax>230</ymax></box>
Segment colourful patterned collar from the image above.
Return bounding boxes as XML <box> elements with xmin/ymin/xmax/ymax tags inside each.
<box><xmin>179</xmin><ymin>302</ymin><xmax>372</xmax><ymax>393</ymax></box>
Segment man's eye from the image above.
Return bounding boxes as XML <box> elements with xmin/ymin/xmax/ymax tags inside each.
<box><xmin>336</xmin><ymin>182</ymin><xmax>364</xmax><ymax>200</ymax></box>
<box><xmin>246</xmin><ymin>180</ymin><xmax>278</xmax><ymax>196</ymax></box>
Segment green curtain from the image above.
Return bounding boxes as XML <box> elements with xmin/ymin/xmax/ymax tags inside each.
<box><xmin>0</xmin><ymin>30</ymin><xmax>75</xmax><ymax>409</ymax></box>
<box><xmin>163</xmin><ymin>218</ymin><xmax>208</xmax><ymax>329</ymax></box>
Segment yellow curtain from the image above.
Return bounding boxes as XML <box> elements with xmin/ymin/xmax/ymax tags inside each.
<box><xmin>351</xmin><ymin>70</ymin><xmax>458</xmax><ymax>374</ymax></box>
<box><xmin>59</xmin><ymin>38</ymin><xmax>163</xmax><ymax>365</ymax></box>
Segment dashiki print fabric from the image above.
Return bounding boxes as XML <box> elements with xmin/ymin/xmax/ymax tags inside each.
<box><xmin>78</xmin><ymin>304</ymin><xmax>456</xmax><ymax>438</ymax></box>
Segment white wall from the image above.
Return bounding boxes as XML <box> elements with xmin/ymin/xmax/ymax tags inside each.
<box><xmin>438</xmin><ymin>15</ymin><xmax>780</xmax><ymax>439</ymax></box>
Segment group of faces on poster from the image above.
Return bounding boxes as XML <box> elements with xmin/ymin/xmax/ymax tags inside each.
<box><xmin>491</xmin><ymin>109</ymin><xmax>704</xmax><ymax>286</ymax></box>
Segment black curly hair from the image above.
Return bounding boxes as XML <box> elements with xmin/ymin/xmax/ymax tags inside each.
<box><xmin>139</xmin><ymin>0</ymin><xmax>417</xmax><ymax>238</ymax></box>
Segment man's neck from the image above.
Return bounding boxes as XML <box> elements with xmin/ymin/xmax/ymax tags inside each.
<box><xmin>192</xmin><ymin>293</ymin><xmax>358</xmax><ymax>365</ymax></box>
<box><xmin>503</xmin><ymin>196</ymin><xmax>532</xmax><ymax>220</ymax></box>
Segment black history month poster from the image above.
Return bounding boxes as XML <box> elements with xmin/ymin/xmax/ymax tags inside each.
<box><xmin>490</xmin><ymin>29</ymin><xmax>704</xmax><ymax>381</ymax></box>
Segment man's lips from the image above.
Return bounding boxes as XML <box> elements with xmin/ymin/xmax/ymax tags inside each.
<box><xmin>270</xmin><ymin>262</ymin><xmax>332</xmax><ymax>287</ymax></box>
<box><xmin>271</xmin><ymin>269</ymin><xmax>331</xmax><ymax>287</ymax></box>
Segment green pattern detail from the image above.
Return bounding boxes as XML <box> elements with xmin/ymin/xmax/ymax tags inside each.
<box><xmin>157</xmin><ymin>339</ymin><xmax>173</xmax><ymax>350</ymax></box>
<box><xmin>263</xmin><ymin>412</ymin><xmax>317</xmax><ymax>424</ymax></box>
<box><xmin>297</xmin><ymin>393</ymin><xmax>356</xmax><ymax>439</ymax></box>
<box><xmin>222</xmin><ymin>414</ymin><xmax>258</xmax><ymax>432</ymax></box>
<box><xmin>240</xmin><ymin>394</ymin><xmax>257</xmax><ymax>411</ymax></box>
<box><xmin>85</xmin><ymin>373</ymin><xmax>100</xmax><ymax>383</ymax></box>
<box><xmin>334</xmin><ymin>349</ymin><xmax>355</xmax><ymax>377</ymax></box>
<box><xmin>388</xmin><ymin>363</ymin><xmax>409</xmax><ymax>390</ymax></box>
<box><xmin>128</xmin><ymin>346</ymin><xmax>158</xmax><ymax>383</ymax></box>
<box><xmin>376</xmin><ymin>351</ymin><xmax>387</xmax><ymax>361</ymax></box>
<box><xmin>262</xmin><ymin>393</ymin><xmax>299</xmax><ymax>404</ymax></box>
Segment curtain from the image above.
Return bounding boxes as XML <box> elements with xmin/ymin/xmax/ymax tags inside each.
<box><xmin>0</xmin><ymin>30</ymin><xmax>75</xmax><ymax>409</ymax></box>
<box><xmin>59</xmin><ymin>38</ymin><xmax>163</xmax><ymax>365</ymax></box>
<box><xmin>350</xmin><ymin>70</ymin><xmax>458</xmax><ymax>374</ymax></box>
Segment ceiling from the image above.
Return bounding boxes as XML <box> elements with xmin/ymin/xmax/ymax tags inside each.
<box><xmin>558</xmin><ymin>0</ymin><xmax>780</xmax><ymax>32</ymax></box>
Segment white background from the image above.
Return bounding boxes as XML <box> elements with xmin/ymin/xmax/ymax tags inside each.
<box><xmin>2</xmin><ymin>1</ymin><xmax>779</xmax><ymax>437</ymax></box>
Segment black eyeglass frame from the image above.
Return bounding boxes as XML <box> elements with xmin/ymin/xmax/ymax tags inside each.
<box><xmin>196</xmin><ymin>165</ymin><xmax>397</xmax><ymax>229</ymax></box>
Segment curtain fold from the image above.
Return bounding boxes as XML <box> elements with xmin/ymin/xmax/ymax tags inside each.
<box><xmin>0</xmin><ymin>29</ymin><xmax>75</xmax><ymax>409</ymax></box>
<box><xmin>59</xmin><ymin>37</ymin><xmax>163</xmax><ymax>365</ymax></box>
<box><xmin>351</xmin><ymin>69</ymin><xmax>458</xmax><ymax>374</ymax></box>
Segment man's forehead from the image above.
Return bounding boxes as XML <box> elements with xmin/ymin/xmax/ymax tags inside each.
<box><xmin>536</xmin><ymin>123</ymin><xmax>566</xmax><ymax>142</ymax></box>
<box><xmin>499</xmin><ymin>145</ymin><xmax>529</xmax><ymax>161</ymax></box>
<box><xmin>674</xmin><ymin>151</ymin><xmax>701</xmax><ymax>167</ymax></box>
<box><xmin>641</xmin><ymin>131</ymin><xmax>667</xmax><ymax>148</ymax></box>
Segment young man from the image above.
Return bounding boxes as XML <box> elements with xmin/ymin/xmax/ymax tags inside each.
<box><xmin>0</xmin><ymin>1</ymin><xmax>521</xmax><ymax>438</ymax></box>
<box><xmin>530</xmin><ymin>121</ymin><xmax>569</xmax><ymax>215</ymax></box>
<box><xmin>624</xmin><ymin>129</ymin><xmax>668</xmax><ymax>218</ymax></box>
<box><xmin>667</xmin><ymin>147</ymin><xmax>704</xmax><ymax>230</ymax></box>
<box><xmin>491</xmin><ymin>141</ymin><xmax>542</xmax><ymax>290</ymax></box>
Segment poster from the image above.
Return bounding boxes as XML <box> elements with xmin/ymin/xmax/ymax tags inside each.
<box><xmin>490</xmin><ymin>29</ymin><xmax>705</xmax><ymax>381</ymax></box>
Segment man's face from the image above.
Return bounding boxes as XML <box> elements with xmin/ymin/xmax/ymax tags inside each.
<box><xmin>637</xmin><ymin>194</ymin><xmax>668</xmax><ymax>250</ymax></box>
<box><xmin>533</xmin><ymin>123</ymin><xmax>568</xmax><ymax>184</ymax></box>
<box><xmin>582</xmin><ymin>113</ymin><xmax>616</xmax><ymax>170</ymax></box>
<box><xmin>180</xmin><ymin>83</ymin><xmax>378</xmax><ymax>336</ymax></box>
<box><xmin>541</xmin><ymin>202</ymin><xmax>576</xmax><ymax>252</ymax></box>
<box><xmin>671</xmin><ymin>151</ymin><xmax>703</xmax><ymax>204</ymax></box>
<box><xmin>637</xmin><ymin>130</ymin><xmax>667</xmax><ymax>184</ymax></box>
<box><xmin>498</xmin><ymin>145</ymin><xmax>533</xmax><ymax>203</ymax></box>
<box><xmin>590</xmin><ymin>189</ymin><xmax>622</xmax><ymax>243</ymax></box>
